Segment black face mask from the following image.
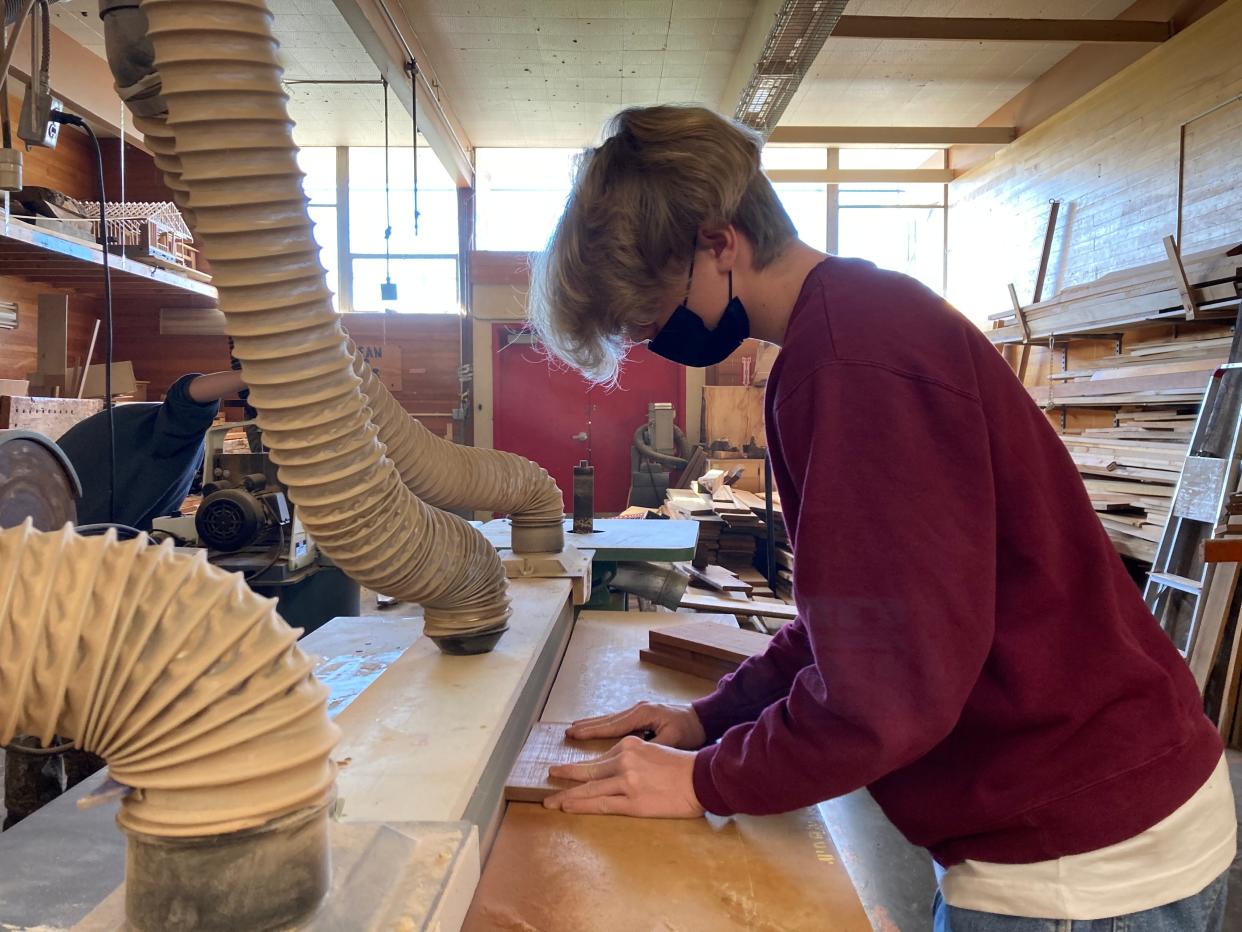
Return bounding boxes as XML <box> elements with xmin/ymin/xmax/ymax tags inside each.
<box><xmin>648</xmin><ymin>272</ymin><xmax>750</xmax><ymax>368</ymax></box>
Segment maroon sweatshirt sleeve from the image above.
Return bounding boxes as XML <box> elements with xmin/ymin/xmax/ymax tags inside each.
<box><xmin>692</xmin><ymin>362</ymin><xmax>997</xmax><ymax>816</ymax></box>
<box><xmin>691</xmin><ymin>619</ymin><xmax>814</xmax><ymax>742</ymax></box>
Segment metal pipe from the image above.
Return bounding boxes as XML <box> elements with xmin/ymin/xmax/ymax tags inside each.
<box><xmin>608</xmin><ymin>561</ymin><xmax>689</xmax><ymax>610</ymax></box>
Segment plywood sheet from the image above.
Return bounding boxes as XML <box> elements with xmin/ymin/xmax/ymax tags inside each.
<box><xmin>504</xmin><ymin>722</ymin><xmax>614</xmax><ymax>803</ymax></box>
<box><xmin>703</xmin><ymin>385</ymin><xmax>765</xmax><ymax>449</ymax></box>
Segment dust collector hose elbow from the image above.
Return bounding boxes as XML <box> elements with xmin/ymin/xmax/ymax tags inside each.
<box><xmin>0</xmin><ymin>521</ymin><xmax>338</xmax><ymax>838</ymax></box>
<box><xmin>130</xmin><ymin>0</ymin><xmax>521</xmax><ymax>643</ymax></box>
<box><xmin>350</xmin><ymin>345</ymin><xmax>564</xmax><ymax>553</ymax></box>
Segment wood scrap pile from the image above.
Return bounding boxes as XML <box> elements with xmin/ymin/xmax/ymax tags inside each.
<box><xmin>1059</xmin><ymin>412</ymin><xmax>1190</xmax><ymax>563</ymax></box>
<box><xmin>988</xmin><ymin>244</ymin><xmax>1240</xmax><ymax>344</ymax></box>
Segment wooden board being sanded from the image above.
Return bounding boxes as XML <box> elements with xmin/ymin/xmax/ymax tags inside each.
<box><xmin>504</xmin><ymin>723</ymin><xmax>615</xmax><ymax>803</ymax></box>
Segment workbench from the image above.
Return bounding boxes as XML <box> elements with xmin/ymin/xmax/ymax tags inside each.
<box><xmin>463</xmin><ymin>611</ymin><xmax>871</xmax><ymax>931</ymax></box>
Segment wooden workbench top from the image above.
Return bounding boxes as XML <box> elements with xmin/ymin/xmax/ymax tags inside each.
<box><xmin>464</xmin><ymin>611</ymin><xmax>871</xmax><ymax>931</ymax></box>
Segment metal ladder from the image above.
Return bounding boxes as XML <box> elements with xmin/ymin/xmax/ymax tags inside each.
<box><xmin>1145</xmin><ymin>273</ymin><xmax>1242</xmax><ymax>655</ymax></box>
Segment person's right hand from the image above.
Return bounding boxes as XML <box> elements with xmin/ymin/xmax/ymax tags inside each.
<box><xmin>565</xmin><ymin>701</ymin><xmax>707</xmax><ymax>750</ymax></box>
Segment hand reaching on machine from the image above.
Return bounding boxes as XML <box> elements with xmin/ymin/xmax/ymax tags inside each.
<box><xmin>565</xmin><ymin>701</ymin><xmax>707</xmax><ymax>750</ymax></box>
<box><xmin>542</xmin><ymin>735</ymin><xmax>704</xmax><ymax>818</ymax></box>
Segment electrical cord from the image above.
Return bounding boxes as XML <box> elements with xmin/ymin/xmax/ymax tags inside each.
<box><xmin>51</xmin><ymin>111</ymin><xmax>115</xmax><ymax>525</ymax></box>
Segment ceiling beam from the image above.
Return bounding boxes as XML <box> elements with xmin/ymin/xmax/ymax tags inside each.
<box><xmin>831</xmin><ymin>15</ymin><xmax>1172</xmax><ymax>43</ymax></box>
<box><xmin>766</xmin><ymin>168</ymin><xmax>956</xmax><ymax>184</ymax></box>
<box><xmin>330</xmin><ymin>0</ymin><xmax>474</xmax><ymax>188</ymax></box>
<box><xmin>768</xmin><ymin>126</ymin><xmax>1016</xmax><ymax>146</ymax></box>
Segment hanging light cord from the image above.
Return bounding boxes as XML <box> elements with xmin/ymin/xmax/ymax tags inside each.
<box><xmin>382</xmin><ymin>75</ymin><xmax>392</xmax><ymax>287</ymax></box>
<box><xmin>409</xmin><ymin>59</ymin><xmax>419</xmax><ymax>236</ymax></box>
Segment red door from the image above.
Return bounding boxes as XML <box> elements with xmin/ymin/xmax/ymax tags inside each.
<box><xmin>492</xmin><ymin>325</ymin><xmax>685</xmax><ymax>513</ymax></box>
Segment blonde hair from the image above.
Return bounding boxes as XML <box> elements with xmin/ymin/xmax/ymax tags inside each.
<box><xmin>529</xmin><ymin>105</ymin><xmax>796</xmax><ymax>382</ymax></box>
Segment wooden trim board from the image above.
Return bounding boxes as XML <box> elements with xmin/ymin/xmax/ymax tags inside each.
<box><xmin>504</xmin><ymin>723</ymin><xmax>615</xmax><ymax>803</ymax></box>
<box><xmin>649</xmin><ymin>619</ymin><xmax>771</xmax><ymax>666</ymax></box>
<box><xmin>680</xmin><ymin>589</ymin><xmax>798</xmax><ymax>620</ymax></box>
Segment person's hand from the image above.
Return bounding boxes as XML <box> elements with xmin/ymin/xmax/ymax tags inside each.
<box><xmin>565</xmin><ymin>701</ymin><xmax>706</xmax><ymax>749</ymax></box>
<box><xmin>543</xmin><ymin>735</ymin><xmax>704</xmax><ymax>818</ymax></box>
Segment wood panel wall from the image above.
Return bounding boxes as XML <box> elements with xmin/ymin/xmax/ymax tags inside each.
<box><xmin>948</xmin><ymin>0</ymin><xmax>1242</xmax><ymax>323</ymax></box>
<box><xmin>112</xmin><ymin>306</ymin><xmax>465</xmax><ymax>436</ymax></box>
<box><xmin>0</xmin><ymin>274</ymin><xmax>101</xmax><ymax>385</ymax></box>
<box><xmin>5</xmin><ymin>91</ymin><xmax>98</xmax><ymax>201</ymax></box>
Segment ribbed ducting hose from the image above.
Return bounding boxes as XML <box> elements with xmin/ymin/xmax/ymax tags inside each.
<box><xmin>121</xmin><ymin>0</ymin><xmax>567</xmax><ymax>644</ymax></box>
<box><xmin>0</xmin><ymin>521</ymin><xmax>338</xmax><ymax>838</ymax></box>
<box><xmin>349</xmin><ymin>345</ymin><xmax>564</xmax><ymax>551</ymax></box>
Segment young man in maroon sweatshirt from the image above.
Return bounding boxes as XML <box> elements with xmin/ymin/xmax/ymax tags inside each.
<box><xmin>528</xmin><ymin>105</ymin><xmax>1236</xmax><ymax>930</ymax></box>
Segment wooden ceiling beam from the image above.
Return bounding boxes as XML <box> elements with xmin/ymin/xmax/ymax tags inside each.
<box><xmin>768</xmin><ymin>126</ymin><xmax>1016</xmax><ymax>145</ymax></box>
<box><xmin>831</xmin><ymin>15</ymin><xmax>1172</xmax><ymax>43</ymax></box>
<box><xmin>766</xmin><ymin>168</ymin><xmax>955</xmax><ymax>184</ymax></box>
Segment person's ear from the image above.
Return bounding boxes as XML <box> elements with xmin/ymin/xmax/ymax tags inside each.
<box><xmin>697</xmin><ymin>224</ymin><xmax>738</xmax><ymax>273</ymax></box>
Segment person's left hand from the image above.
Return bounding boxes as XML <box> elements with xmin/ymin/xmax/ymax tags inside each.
<box><xmin>542</xmin><ymin>735</ymin><xmax>705</xmax><ymax>818</ymax></box>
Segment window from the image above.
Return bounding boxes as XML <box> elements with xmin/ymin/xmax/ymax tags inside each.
<box><xmin>297</xmin><ymin>147</ymin><xmax>340</xmax><ymax>312</ymax></box>
<box><xmin>348</xmin><ymin>147</ymin><xmax>460</xmax><ymax>314</ymax></box>
<box><xmin>839</xmin><ymin>181</ymin><xmax>946</xmax><ymax>295</ymax></box>
<box><xmin>476</xmin><ymin>148</ymin><xmax>579</xmax><ymax>251</ymax></box>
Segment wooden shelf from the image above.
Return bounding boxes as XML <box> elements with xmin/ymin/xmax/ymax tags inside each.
<box><xmin>0</xmin><ymin>214</ymin><xmax>217</xmax><ymax>304</ymax></box>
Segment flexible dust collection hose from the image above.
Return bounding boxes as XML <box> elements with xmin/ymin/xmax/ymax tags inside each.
<box><xmin>349</xmin><ymin>345</ymin><xmax>564</xmax><ymax>551</ymax></box>
<box><xmin>0</xmin><ymin>520</ymin><xmax>338</xmax><ymax>838</ymax></box>
<box><xmin>129</xmin><ymin>0</ymin><xmax>531</xmax><ymax>645</ymax></box>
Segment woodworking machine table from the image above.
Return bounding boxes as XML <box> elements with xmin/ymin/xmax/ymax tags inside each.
<box><xmin>478</xmin><ymin>517</ymin><xmax>699</xmax><ymax>562</ymax></box>
<box><xmin>463</xmin><ymin>612</ymin><xmax>872</xmax><ymax>931</ymax></box>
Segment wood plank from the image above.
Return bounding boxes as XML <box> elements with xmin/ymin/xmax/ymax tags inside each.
<box><xmin>0</xmin><ymin>395</ymin><xmax>103</xmax><ymax>441</ymax></box>
<box><xmin>1205</xmin><ymin>538</ymin><xmax>1242</xmax><ymax>563</ymax></box>
<box><xmin>684</xmin><ymin>563</ymin><xmax>752</xmax><ymax>593</ymax></box>
<box><xmin>768</xmin><ymin>125</ymin><xmax>1016</xmax><ymax>146</ymax></box>
<box><xmin>638</xmin><ymin>647</ymin><xmax>735</xmax><ymax>682</ymax></box>
<box><xmin>503</xmin><ymin>723</ymin><xmax>615</xmax><ymax>803</ymax></box>
<box><xmin>680</xmin><ymin>589</ymin><xmax>797</xmax><ymax>620</ymax></box>
<box><xmin>648</xmin><ymin>619</ymin><xmax>770</xmax><ymax>666</ymax></box>
<box><xmin>1190</xmin><ymin>562</ymin><xmax>1240</xmax><ymax>693</ymax></box>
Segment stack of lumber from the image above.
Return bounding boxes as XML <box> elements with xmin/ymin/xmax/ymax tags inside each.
<box><xmin>731</xmin><ymin>488</ymin><xmax>793</xmax><ymax>600</ymax></box>
<box><xmin>988</xmin><ymin>244</ymin><xmax>1240</xmax><ymax>344</ymax></box>
<box><xmin>663</xmin><ymin>489</ymin><xmax>722</xmax><ymax>565</ymax></box>
<box><xmin>1060</xmin><ymin>419</ymin><xmax>1186</xmax><ymax>563</ymax></box>
<box><xmin>639</xmin><ymin>619</ymin><xmax>771</xmax><ymax>681</ymax></box>
<box><xmin>711</xmin><ymin>485</ymin><xmax>760</xmax><ymax>571</ymax></box>
<box><xmin>1033</xmin><ymin>330</ymin><xmax>1230</xmax><ymax>563</ymax></box>
<box><xmin>1029</xmin><ymin>333</ymin><xmax>1229</xmax><ymax>406</ymax></box>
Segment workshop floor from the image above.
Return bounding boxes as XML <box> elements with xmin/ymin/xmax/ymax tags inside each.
<box><xmin>821</xmin><ymin>748</ymin><xmax>1242</xmax><ymax>931</ymax></box>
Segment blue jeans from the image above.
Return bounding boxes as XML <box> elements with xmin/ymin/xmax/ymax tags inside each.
<box><xmin>933</xmin><ymin>872</ymin><xmax>1229</xmax><ymax>932</ymax></box>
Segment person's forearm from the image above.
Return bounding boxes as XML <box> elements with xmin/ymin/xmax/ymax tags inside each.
<box><xmin>691</xmin><ymin>618</ymin><xmax>813</xmax><ymax>742</ymax></box>
<box><xmin>187</xmin><ymin>370</ymin><xmax>246</xmax><ymax>404</ymax></box>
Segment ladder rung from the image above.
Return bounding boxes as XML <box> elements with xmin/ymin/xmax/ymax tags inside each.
<box><xmin>1147</xmin><ymin>572</ymin><xmax>1203</xmax><ymax>594</ymax></box>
